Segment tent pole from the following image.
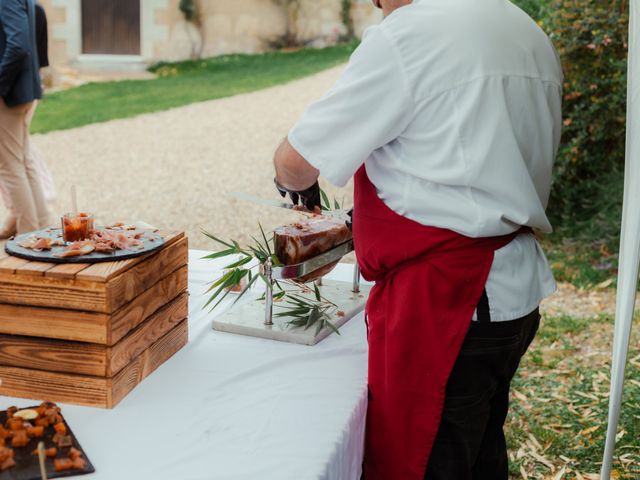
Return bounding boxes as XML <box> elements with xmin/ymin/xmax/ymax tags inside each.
<box><xmin>601</xmin><ymin>1</ymin><xmax>640</xmax><ymax>477</ymax></box>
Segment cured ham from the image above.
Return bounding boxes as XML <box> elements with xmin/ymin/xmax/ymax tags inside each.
<box><xmin>19</xmin><ymin>236</ymin><xmax>63</xmax><ymax>251</ymax></box>
<box><xmin>274</xmin><ymin>216</ymin><xmax>352</xmax><ymax>282</ymax></box>
<box><xmin>14</xmin><ymin>223</ymin><xmax>153</xmax><ymax>259</ymax></box>
<box><xmin>54</xmin><ymin>229</ymin><xmax>146</xmax><ymax>258</ymax></box>
<box><xmin>55</xmin><ymin>242</ymin><xmax>95</xmax><ymax>258</ymax></box>
<box><xmin>91</xmin><ymin>229</ymin><xmax>145</xmax><ymax>252</ymax></box>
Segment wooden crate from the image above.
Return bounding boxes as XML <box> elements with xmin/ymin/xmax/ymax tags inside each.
<box><xmin>0</xmin><ymin>231</ymin><xmax>189</xmax><ymax>408</ymax></box>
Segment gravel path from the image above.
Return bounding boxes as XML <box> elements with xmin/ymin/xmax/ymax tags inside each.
<box><xmin>4</xmin><ymin>65</ymin><xmax>624</xmax><ymax>319</ymax></box>
<box><xmin>22</xmin><ymin>65</ymin><xmax>352</xmax><ymax>251</ymax></box>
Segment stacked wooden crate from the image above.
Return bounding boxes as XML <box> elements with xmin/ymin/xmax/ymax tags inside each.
<box><xmin>0</xmin><ymin>231</ymin><xmax>188</xmax><ymax>408</ymax></box>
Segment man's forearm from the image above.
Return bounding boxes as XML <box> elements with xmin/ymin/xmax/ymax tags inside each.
<box><xmin>274</xmin><ymin>138</ymin><xmax>320</xmax><ymax>191</ymax></box>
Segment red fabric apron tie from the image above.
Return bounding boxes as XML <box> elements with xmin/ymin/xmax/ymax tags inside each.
<box><xmin>352</xmin><ymin>166</ymin><xmax>524</xmax><ymax>479</ymax></box>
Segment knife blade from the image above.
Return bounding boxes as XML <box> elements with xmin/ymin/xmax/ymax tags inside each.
<box><xmin>227</xmin><ymin>192</ymin><xmax>350</xmax><ymax>221</ymax></box>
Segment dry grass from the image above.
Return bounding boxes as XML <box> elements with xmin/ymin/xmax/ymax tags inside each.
<box><xmin>506</xmin><ymin>313</ymin><xmax>640</xmax><ymax>479</ymax></box>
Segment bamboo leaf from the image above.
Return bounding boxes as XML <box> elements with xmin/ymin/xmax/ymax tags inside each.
<box><xmin>315</xmin><ymin>315</ymin><xmax>325</xmax><ymax>335</ymax></box>
<box><xmin>207</xmin><ymin>269</ymin><xmax>236</xmax><ymax>292</ymax></box>
<box><xmin>201</xmin><ymin>230</ymin><xmax>234</xmax><ymax>248</ymax></box>
<box><xmin>202</xmin><ymin>248</ymin><xmax>237</xmax><ymax>260</ymax></box>
<box><xmin>334</xmin><ymin>198</ymin><xmax>341</xmax><ymax>210</ymax></box>
<box><xmin>204</xmin><ymin>269</ymin><xmax>248</xmax><ymax>309</ymax></box>
<box><xmin>305</xmin><ymin>308</ymin><xmax>321</xmax><ymax>330</ymax></box>
<box><xmin>325</xmin><ymin>318</ymin><xmax>341</xmax><ymax>335</ymax></box>
<box><xmin>204</xmin><ymin>282</ymin><xmax>231</xmax><ymax>311</ymax></box>
<box><xmin>259</xmin><ymin>223</ymin><xmax>274</xmax><ymax>256</ymax></box>
<box><xmin>232</xmin><ymin>273</ymin><xmax>259</xmax><ymax>306</ymax></box>
<box><xmin>288</xmin><ymin>318</ymin><xmax>308</xmax><ymax>328</ymax></box>
<box><xmin>248</xmin><ymin>245</ymin><xmax>268</xmax><ymax>263</ymax></box>
<box><xmin>320</xmin><ymin>189</ymin><xmax>331</xmax><ymax>210</ymax></box>
<box><xmin>274</xmin><ymin>307</ymin><xmax>312</xmax><ymax>317</ymax></box>
<box><xmin>250</xmin><ymin>236</ymin><xmax>268</xmax><ymax>254</ymax></box>
<box><xmin>314</xmin><ymin>283</ymin><xmax>321</xmax><ymax>302</ymax></box>
<box><xmin>224</xmin><ymin>256</ymin><xmax>253</xmax><ymax>269</ymax></box>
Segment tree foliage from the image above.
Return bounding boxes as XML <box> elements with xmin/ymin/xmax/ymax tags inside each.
<box><xmin>542</xmin><ymin>0</ymin><xmax>628</xmax><ymax>233</ymax></box>
<box><xmin>510</xmin><ymin>0</ymin><xmax>629</xmax><ymax>240</ymax></box>
<box><xmin>179</xmin><ymin>0</ymin><xmax>199</xmax><ymax>23</ymax></box>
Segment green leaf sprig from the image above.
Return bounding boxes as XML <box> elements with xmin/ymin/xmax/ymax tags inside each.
<box><xmin>203</xmin><ymin>223</ymin><xmax>342</xmax><ymax>335</ymax></box>
<box><xmin>319</xmin><ymin>188</ymin><xmax>344</xmax><ymax>212</ymax></box>
<box><xmin>274</xmin><ymin>282</ymin><xmax>340</xmax><ymax>335</ymax></box>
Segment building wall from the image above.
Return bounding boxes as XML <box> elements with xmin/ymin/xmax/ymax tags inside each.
<box><xmin>42</xmin><ymin>0</ymin><xmax>382</xmax><ymax>68</ymax></box>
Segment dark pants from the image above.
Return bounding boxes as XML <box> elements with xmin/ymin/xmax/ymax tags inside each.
<box><xmin>424</xmin><ymin>308</ymin><xmax>540</xmax><ymax>480</ymax></box>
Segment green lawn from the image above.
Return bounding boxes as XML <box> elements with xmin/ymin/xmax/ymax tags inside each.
<box><xmin>506</xmin><ymin>314</ymin><xmax>640</xmax><ymax>479</ymax></box>
<box><xmin>32</xmin><ymin>43</ymin><xmax>357</xmax><ymax>134</ymax></box>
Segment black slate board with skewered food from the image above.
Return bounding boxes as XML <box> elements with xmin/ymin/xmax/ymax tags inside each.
<box><xmin>0</xmin><ymin>403</ymin><xmax>95</xmax><ymax>479</ymax></box>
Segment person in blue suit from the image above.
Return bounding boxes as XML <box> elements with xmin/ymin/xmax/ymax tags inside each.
<box><xmin>0</xmin><ymin>0</ymin><xmax>49</xmax><ymax>235</ymax></box>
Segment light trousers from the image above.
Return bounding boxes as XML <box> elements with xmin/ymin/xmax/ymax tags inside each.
<box><xmin>0</xmin><ymin>101</ymin><xmax>56</xmax><ymax>210</ymax></box>
<box><xmin>0</xmin><ymin>98</ymin><xmax>50</xmax><ymax>233</ymax></box>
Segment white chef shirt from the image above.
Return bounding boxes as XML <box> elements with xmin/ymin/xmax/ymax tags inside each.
<box><xmin>288</xmin><ymin>0</ymin><xmax>562</xmax><ymax>321</ymax></box>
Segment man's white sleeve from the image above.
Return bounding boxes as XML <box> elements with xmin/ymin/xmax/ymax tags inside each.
<box><xmin>288</xmin><ymin>26</ymin><xmax>414</xmax><ymax>187</ymax></box>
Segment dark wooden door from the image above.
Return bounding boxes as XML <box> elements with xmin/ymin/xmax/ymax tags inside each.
<box><xmin>81</xmin><ymin>0</ymin><xmax>141</xmax><ymax>55</ymax></box>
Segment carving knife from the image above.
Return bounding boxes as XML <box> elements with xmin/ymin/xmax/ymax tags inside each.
<box><xmin>227</xmin><ymin>192</ymin><xmax>350</xmax><ymax>221</ymax></box>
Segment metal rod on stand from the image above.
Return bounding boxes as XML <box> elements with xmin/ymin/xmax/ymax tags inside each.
<box><xmin>352</xmin><ymin>260</ymin><xmax>361</xmax><ymax>293</ymax></box>
<box><xmin>264</xmin><ymin>258</ymin><xmax>274</xmax><ymax>326</ymax></box>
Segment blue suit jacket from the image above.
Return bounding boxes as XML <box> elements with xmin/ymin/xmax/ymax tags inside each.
<box><xmin>0</xmin><ymin>0</ymin><xmax>42</xmax><ymax>107</ymax></box>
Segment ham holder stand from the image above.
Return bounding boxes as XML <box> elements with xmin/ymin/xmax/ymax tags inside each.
<box><xmin>212</xmin><ymin>240</ymin><xmax>371</xmax><ymax>345</ymax></box>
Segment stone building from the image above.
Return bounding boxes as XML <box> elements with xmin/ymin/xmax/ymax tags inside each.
<box><xmin>38</xmin><ymin>0</ymin><xmax>381</xmax><ymax>71</ymax></box>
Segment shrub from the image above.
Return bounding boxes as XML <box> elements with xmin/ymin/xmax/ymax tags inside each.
<box><xmin>512</xmin><ymin>0</ymin><xmax>551</xmax><ymax>19</ymax></box>
<box><xmin>539</xmin><ymin>0</ymin><xmax>628</xmax><ymax>239</ymax></box>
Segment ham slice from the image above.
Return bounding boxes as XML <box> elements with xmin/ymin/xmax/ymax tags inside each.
<box><xmin>55</xmin><ymin>242</ymin><xmax>95</xmax><ymax>258</ymax></box>
<box><xmin>19</xmin><ymin>236</ymin><xmax>63</xmax><ymax>251</ymax></box>
<box><xmin>274</xmin><ymin>216</ymin><xmax>351</xmax><ymax>282</ymax></box>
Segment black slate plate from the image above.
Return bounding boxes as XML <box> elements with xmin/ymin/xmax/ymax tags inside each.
<box><xmin>5</xmin><ymin>228</ymin><xmax>165</xmax><ymax>264</ymax></box>
<box><xmin>0</xmin><ymin>406</ymin><xmax>95</xmax><ymax>479</ymax></box>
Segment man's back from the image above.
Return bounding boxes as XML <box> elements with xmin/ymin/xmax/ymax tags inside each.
<box><xmin>0</xmin><ymin>0</ymin><xmax>42</xmax><ymax>107</ymax></box>
<box><xmin>366</xmin><ymin>0</ymin><xmax>563</xmax><ymax>236</ymax></box>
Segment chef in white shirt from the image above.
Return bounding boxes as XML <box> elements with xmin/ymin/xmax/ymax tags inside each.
<box><xmin>273</xmin><ymin>0</ymin><xmax>563</xmax><ymax>478</ymax></box>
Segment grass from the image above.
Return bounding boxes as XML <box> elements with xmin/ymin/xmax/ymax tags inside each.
<box><xmin>542</xmin><ymin>237</ymin><xmax>618</xmax><ymax>289</ymax></box>
<box><xmin>542</xmin><ymin>169</ymin><xmax>625</xmax><ymax>290</ymax></box>
<box><xmin>506</xmin><ymin>313</ymin><xmax>640</xmax><ymax>479</ymax></box>
<box><xmin>31</xmin><ymin>43</ymin><xmax>357</xmax><ymax>134</ymax></box>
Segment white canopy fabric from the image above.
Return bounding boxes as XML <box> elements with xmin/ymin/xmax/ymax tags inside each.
<box><xmin>601</xmin><ymin>1</ymin><xmax>640</xmax><ymax>477</ymax></box>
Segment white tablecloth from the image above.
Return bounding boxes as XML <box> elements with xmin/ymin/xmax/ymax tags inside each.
<box><xmin>0</xmin><ymin>251</ymin><xmax>370</xmax><ymax>480</ymax></box>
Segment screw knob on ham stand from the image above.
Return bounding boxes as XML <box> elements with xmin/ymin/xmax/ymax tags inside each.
<box><xmin>263</xmin><ymin>257</ymin><xmax>274</xmax><ymax>327</ymax></box>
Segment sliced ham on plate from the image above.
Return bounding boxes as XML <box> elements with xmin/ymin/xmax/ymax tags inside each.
<box><xmin>55</xmin><ymin>242</ymin><xmax>96</xmax><ymax>258</ymax></box>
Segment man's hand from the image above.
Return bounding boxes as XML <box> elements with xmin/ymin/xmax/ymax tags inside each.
<box><xmin>274</xmin><ymin>178</ymin><xmax>321</xmax><ymax>211</ymax></box>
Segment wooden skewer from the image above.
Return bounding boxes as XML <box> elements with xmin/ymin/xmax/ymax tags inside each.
<box><xmin>37</xmin><ymin>441</ymin><xmax>47</xmax><ymax>480</ymax></box>
<box><xmin>71</xmin><ymin>185</ymin><xmax>78</xmax><ymax>216</ymax></box>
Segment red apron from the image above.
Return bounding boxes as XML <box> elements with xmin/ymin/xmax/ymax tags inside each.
<box><xmin>352</xmin><ymin>167</ymin><xmax>522</xmax><ymax>479</ymax></box>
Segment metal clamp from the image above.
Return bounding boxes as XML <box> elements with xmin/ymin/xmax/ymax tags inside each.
<box><xmin>271</xmin><ymin>240</ymin><xmax>354</xmax><ymax>280</ymax></box>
